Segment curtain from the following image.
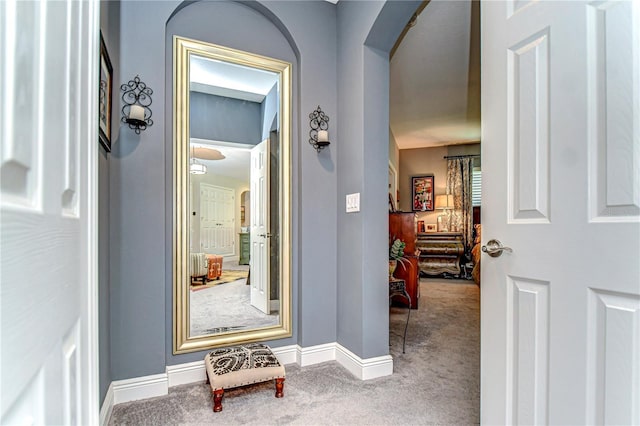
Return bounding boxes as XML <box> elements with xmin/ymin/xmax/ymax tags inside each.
<box><xmin>447</xmin><ymin>157</ymin><xmax>474</xmax><ymax>253</ymax></box>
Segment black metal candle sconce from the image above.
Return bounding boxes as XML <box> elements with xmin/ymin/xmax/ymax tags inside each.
<box><xmin>121</xmin><ymin>75</ymin><xmax>153</xmax><ymax>134</ymax></box>
<box><xmin>309</xmin><ymin>105</ymin><xmax>330</xmax><ymax>152</ymax></box>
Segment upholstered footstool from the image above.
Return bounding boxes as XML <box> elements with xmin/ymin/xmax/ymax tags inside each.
<box><xmin>206</xmin><ymin>254</ymin><xmax>223</xmax><ymax>281</ymax></box>
<box><xmin>204</xmin><ymin>343</ymin><xmax>285</xmax><ymax>412</ymax></box>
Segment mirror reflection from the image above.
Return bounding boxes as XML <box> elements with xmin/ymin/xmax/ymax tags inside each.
<box><xmin>188</xmin><ymin>54</ymin><xmax>281</xmax><ymax>337</ymax></box>
<box><xmin>173</xmin><ymin>36</ymin><xmax>291</xmax><ymax>354</ymax></box>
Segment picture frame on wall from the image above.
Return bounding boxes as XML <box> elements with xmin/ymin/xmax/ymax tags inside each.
<box><xmin>412</xmin><ymin>175</ymin><xmax>434</xmax><ymax>212</ymax></box>
<box><xmin>99</xmin><ymin>32</ymin><xmax>113</xmax><ymax>152</ymax></box>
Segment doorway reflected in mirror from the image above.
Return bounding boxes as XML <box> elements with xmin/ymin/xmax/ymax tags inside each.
<box><xmin>173</xmin><ymin>36</ymin><xmax>292</xmax><ymax>354</ymax></box>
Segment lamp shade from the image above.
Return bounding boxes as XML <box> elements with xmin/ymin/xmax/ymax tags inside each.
<box><xmin>189</xmin><ymin>158</ymin><xmax>207</xmax><ymax>175</ymax></box>
<box><xmin>435</xmin><ymin>194</ymin><xmax>454</xmax><ymax>209</ymax></box>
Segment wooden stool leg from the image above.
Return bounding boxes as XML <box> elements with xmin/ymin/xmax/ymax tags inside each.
<box><xmin>212</xmin><ymin>388</ymin><xmax>224</xmax><ymax>412</ymax></box>
<box><xmin>275</xmin><ymin>378</ymin><xmax>284</xmax><ymax>398</ymax></box>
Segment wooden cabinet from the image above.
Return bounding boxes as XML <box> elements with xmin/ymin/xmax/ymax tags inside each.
<box><xmin>239</xmin><ymin>232</ymin><xmax>250</xmax><ymax>265</ymax></box>
<box><xmin>416</xmin><ymin>232</ymin><xmax>464</xmax><ymax>277</ymax></box>
<box><xmin>389</xmin><ymin>212</ymin><xmax>420</xmax><ymax>309</ymax></box>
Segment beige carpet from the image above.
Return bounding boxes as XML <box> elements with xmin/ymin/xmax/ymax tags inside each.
<box><xmin>190</xmin><ymin>269</ymin><xmax>249</xmax><ymax>291</ymax></box>
<box><xmin>109</xmin><ymin>278</ymin><xmax>480</xmax><ymax>425</ymax></box>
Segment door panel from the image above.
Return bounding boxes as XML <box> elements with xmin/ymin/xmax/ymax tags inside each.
<box><xmin>250</xmin><ymin>140</ymin><xmax>269</xmax><ymax>314</ymax></box>
<box><xmin>481</xmin><ymin>1</ymin><xmax>640</xmax><ymax>425</ymax></box>
<box><xmin>0</xmin><ymin>0</ymin><xmax>98</xmax><ymax>424</ymax></box>
<box><xmin>200</xmin><ymin>183</ymin><xmax>234</xmax><ymax>255</ymax></box>
<box><xmin>587</xmin><ymin>1</ymin><xmax>640</xmax><ymax>220</ymax></box>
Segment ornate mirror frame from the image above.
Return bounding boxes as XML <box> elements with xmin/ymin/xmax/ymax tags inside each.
<box><xmin>173</xmin><ymin>36</ymin><xmax>292</xmax><ymax>354</ymax></box>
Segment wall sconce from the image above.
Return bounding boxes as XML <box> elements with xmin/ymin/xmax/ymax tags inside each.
<box><xmin>309</xmin><ymin>105</ymin><xmax>330</xmax><ymax>152</ymax></box>
<box><xmin>121</xmin><ymin>75</ymin><xmax>153</xmax><ymax>134</ymax></box>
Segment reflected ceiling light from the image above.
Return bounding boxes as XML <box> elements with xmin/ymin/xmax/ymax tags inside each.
<box><xmin>190</xmin><ymin>158</ymin><xmax>207</xmax><ymax>175</ymax></box>
<box><xmin>189</xmin><ymin>145</ymin><xmax>207</xmax><ymax>174</ymax></box>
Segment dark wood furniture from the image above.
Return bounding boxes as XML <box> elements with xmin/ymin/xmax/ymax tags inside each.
<box><xmin>389</xmin><ymin>212</ymin><xmax>420</xmax><ymax>309</ymax></box>
<box><xmin>389</xmin><ymin>278</ymin><xmax>411</xmax><ymax>353</ymax></box>
<box><xmin>417</xmin><ymin>232</ymin><xmax>465</xmax><ymax>277</ymax></box>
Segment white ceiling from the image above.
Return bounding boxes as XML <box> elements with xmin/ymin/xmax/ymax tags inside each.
<box><xmin>390</xmin><ymin>0</ymin><xmax>480</xmax><ymax>149</ymax></box>
<box><xmin>191</xmin><ymin>138</ymin><xmax>251</xmax><ymax>182</ymax></box>
<box><xmin>189</xmin><ymin>56</ymin><xmax>276</xmax><ymax>182</ymax></box>
<box><xmin>190</xmin><ymin>55</ymin><xmax>278</xmax><ymax>102</ymax></box>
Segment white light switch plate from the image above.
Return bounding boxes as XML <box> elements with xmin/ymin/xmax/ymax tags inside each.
<box><xmin>346</xmin><ymin>193</ymin><xmax>360</xmax><ymax>213</ymax></box>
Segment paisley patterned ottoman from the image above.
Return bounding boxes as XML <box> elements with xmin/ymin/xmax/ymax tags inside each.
<box><xmin>204</xmin><ymin>343</ymin><xmax>285</xmax><ymax>412</ymax></box>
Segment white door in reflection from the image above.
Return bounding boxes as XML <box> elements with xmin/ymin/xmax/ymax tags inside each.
<box><xmin>200</xmin><ymin>183</ymin><xmax>234</xmax><ymax>255</ymax></box>
<box><xmin>250</xmin><ymin>139</ymin><xmax>269</xmax><ymax>314</ymax></box>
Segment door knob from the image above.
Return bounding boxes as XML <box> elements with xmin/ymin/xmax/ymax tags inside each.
<box><xmin>482</xmin><ymin>239</ymin><xmax>513</xmax><ymax>258</ymax></box>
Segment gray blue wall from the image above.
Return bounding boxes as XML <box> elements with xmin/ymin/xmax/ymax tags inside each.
<box><xmin>335</xmin><ymin>0</ymin><xmax>420</xmax><ymax>358</ymax></box>
<box><xmin>110</xmin><ymin>0</ymin><xmax>338</xmax><ymax>379</ymax></box>
<box><xmin>261</xmin><ymin>83</ymin><xmax>278</xmax><ymax>140</ymax></box>
<box><xmin>107</xmin><ymin>0</ymin><xmax>420</xmax><ymax>383</ymax></box>
<box><xmin>99</xmin><ymin>0</ymin><xmax>120</xmax><ymax>404</ymax></box>
<box><xmin>190</xmin><ymin>92</ymin><xmax>262</xmax><ymax>144</ymax></box>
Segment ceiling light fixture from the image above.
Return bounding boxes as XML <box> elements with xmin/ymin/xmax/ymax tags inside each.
<box><xmin>189</xmin><ymin>145</ymin><xmax>207</xmax><ymax>174</ymax></box>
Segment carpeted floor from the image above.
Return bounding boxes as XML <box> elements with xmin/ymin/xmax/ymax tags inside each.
<box><xmin>110</xmin><ymin>278</ymin><xmax>480</xmax><ymax>425</ymax></box>
<box><xmin>190</xmin><ymin>277</ymin><xmax>279</xmax><ymax>336</ymax></box>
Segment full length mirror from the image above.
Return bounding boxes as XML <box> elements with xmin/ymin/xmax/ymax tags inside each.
<box><xmin>174</xmin><ymin>36</ymin><xmax>291</xmax><ymax>354</ymax></box>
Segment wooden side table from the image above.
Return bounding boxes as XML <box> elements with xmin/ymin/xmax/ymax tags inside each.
<box><xmin>389</xmin><ymin>278</ymin><xmax>411</xmax><ymax>353</ymax></box>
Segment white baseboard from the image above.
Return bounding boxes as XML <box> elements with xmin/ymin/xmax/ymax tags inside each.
<box><xmin>112</xmin><ymin>373</ymin><xmax>168</xmax><ymax>405</ymax></box>
<box><xmin>271</xmin><ymin>344</ymin><xmax>299</xmax><ymax>365</ymax></box>
<box><xmin>335</xmin><ymin>343</ymin><xmax>394</xmax><ymax>380</ymax></box>
<box><xmin>99</xmin><ymin>383</ymin><xmax>114</xmax><ymax>426</ymax></box>
<box><xmin>162</xmin><ymin>344</ymin><xmax>299</xmax><ymax>390</ymax></box>
<box><xmin>166</xmin><ymin>360</ymin><xmax>206</xmax><ymax>387</ymax></box>
<box><xmin>297</xmin><ymin>342</ymin><xmax>336</xmax><ymax>367</ymax></box>
<box><xmin>107</xmin><ymin>342</ymin><xmax>392</xmax><ymax>408</ymax></box>
<box><xmin>223</xmin><ymin>255</ymin><xmax>240</xmax><ymax>263</ymax></box>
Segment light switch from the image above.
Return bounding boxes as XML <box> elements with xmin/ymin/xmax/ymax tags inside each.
<box><xmin>346</xmin><ymin>193</ymin><xmax>360</xmax><ymax>213</ymax></box>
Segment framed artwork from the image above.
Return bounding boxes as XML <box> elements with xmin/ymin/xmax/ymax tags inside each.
<box><xmin>425</xmin><ymin>224</ymin><xmax>437</xmax><ymax>232</ymax></box>
<box><xmin>99</xmin><ymin>32</ymin><xmax>113</xmax><ymax>152</ymax></box>
<box><xmin>412</xmin><ymin>175</ymin><xmax>434</xmax><ymax>212</ymax></box>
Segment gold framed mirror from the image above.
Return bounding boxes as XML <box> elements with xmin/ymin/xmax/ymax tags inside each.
<box><xmin>173</xmin><ymin>36</ymin><xmax>292</xmax><ymax>354</ymax></box>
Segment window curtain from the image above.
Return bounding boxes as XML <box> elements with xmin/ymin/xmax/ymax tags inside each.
<box><xmin>447</xmin><ymin>157</ymin><xmax>474</xmax><ymax>253</ymax></box>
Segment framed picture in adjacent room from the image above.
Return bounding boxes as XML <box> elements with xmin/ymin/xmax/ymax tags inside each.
<box><xmin>99</xmin><ymin>32</ymin><xmax>113</xmax><ymax>152</ymax></box>
<box><xmin>412</xmin><ymin>175</ymin><xmax>434</xmax><ymax>212</ymax></box>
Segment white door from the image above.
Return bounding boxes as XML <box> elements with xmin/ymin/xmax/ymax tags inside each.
<box><xmin>481</xmin><ymin>1</ymin><xmax>640</xmax><ymax>425</ymax></box>
<box><xmin>250</xmin><ymin>140</ymin><xmax>269</xmax><ymax>314</ymax></box>
<box><xmin>200</xmin><ymin>183</ymin><xmax>234</xmax><ymax>256</ymax></box>
<box><xmin>1</xmin><ymin>0</ymin><xmax>99</xmax><ymax>424</ymax></box>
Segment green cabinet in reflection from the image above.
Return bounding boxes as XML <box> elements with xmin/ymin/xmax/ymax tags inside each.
<box><xmin>239</xmin><ymin>232</ymin><xmax>250</xmax><ymax>265</ymax></box>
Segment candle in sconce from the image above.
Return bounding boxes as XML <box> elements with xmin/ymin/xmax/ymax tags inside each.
<box><xmin>129</xmin><ymin>105</ymin><xmax>145</xmax><ymax>122</ymax></box>
<box><xmin>317</xmin><ymin>130</ymin><xmax>329</xmax><ymax>142</ymax></box>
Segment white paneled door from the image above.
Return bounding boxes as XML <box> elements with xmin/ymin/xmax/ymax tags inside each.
<box><xmin>481</xmin><ymin>1</ymin><xmax>639</xmax><ymax>425</ymax></box>
<box><xmin>250</xmin><ymin>140</ymin><xmax>269</xmax><ymax>314</ymax></box>
<box><xmin>200</xmin><ymin>183</ymin><xmax>234</xmax><ymax>256</ymax></box>
<box><xmin>0</xmin><ymin>0</ymin><xmax>99</xmax><ymax>424</ymax></box>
